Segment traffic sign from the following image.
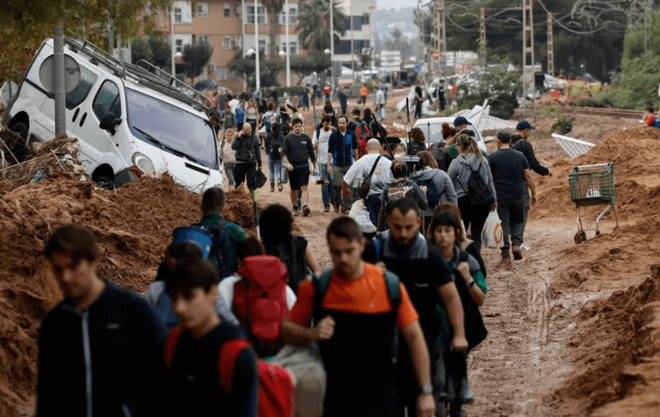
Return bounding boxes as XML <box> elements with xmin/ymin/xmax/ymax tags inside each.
<box><xmin>39</xmin><ymin>55</ymin><xmax>81</xmax><ymax>94</ymax></box>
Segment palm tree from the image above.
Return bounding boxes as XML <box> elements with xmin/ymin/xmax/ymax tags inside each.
<box><xmin>297</xmin><ymin>0</ymin><xmax>346</xmax><ymax>52</ymax></box>
<box><xmin>263</xmin><ymin>0</ymin><xmax>285</xmax><ymax>59</ymax></box>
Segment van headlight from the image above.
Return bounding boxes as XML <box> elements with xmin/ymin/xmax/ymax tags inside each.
<box><xmin>132</xmin><ymin>153</ymin><xmax>155</xmax><ymax>174</ymax></box>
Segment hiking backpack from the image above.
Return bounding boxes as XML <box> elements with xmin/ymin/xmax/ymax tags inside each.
<box><xmin>268</xmin><ymin>236</ymin><xmax>310</xmax><ymax>294</ymax></box>
<box><xmin>233</xmin><ymin>255</ymin><xmax>289</xmax><ymax>356</ymax></box>
<box><xmin>417</xmin><ymin>177</ymin><xmax>442</xmax><ymax>206</ymax></box>
<box><xmin>164</xmin><ymin>327</ymin><xmax>295</xmax><ymax>417</ymax></box>
<box><xmin>170</xmin><ymin>222</ymin><xmax>240</xmax><ymax>279</ymax></box>
<box><xmin>355</xmin><ymin>120</ymin><xmax>370</xmax><ymax>142</ymax></box>
<box><xmin>458</xmin><ymin>162</ymin><xmax>495</xmax><ymax>207</ymax></box>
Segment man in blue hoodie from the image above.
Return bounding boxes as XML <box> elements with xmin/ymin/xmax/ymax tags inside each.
<box><xmin>37</xmin><ymin>224</ymin><xmax>166</xmax><ymax>417</ymax></box>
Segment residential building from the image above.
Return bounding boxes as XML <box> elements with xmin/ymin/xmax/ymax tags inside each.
<box><xmin>333</xmin><ymin>0</ymin><xmax>377</xmax><ymax>71</ymax></box>
<box><xmin>154</xmin><ymin>0</ymin><xmax>303</xmax><ymax>93</ymax></box>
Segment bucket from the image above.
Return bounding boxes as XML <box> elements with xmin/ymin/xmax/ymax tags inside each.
<box><xmin>171</xmin><ymin>226</ymin><xmax>213</xmax><ymax>259</ymax></box>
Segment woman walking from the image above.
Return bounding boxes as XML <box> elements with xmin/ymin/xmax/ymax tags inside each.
<box><xmin>220</xmin><ymin>129</ymin><xmax>237</xmax><ymax>192</ymax></box>
<box><xmin>410</xmin><ymin>151</ymin><xmax>457</xmax><ymax>227</ymax></box>
<box><xmin>265</xmin><ymin>123</ymin><xmax>284</xmax><ymax>192</ymax></box>
<box><xmin>447</xmin><ymin>134</ymin><xmax>497</xmax><ymax>249</ymax></box>
<box><xmin>246</xmin><ymin>99</ymin><xmax>260</xmax><ymax>134</ymax></box>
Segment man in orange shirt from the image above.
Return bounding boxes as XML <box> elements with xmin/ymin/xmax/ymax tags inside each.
<box><xmin>282</xmin><ymin>217</ymin><xmax>436</xmax><ymax>417</ymax></box>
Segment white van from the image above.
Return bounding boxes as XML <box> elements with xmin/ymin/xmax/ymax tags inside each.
<box><xmin>413</xmin><ymin>117</ymin><xmax>488</xmax><ymax>153</ymax></box>
<box><xmin>2</xmin><ymin>35</ymin><xmax>223</xmax><ymax>192</ymax></box>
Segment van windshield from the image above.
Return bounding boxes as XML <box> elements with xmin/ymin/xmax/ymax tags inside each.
<box><xmin>125</xmin><ymin>88</ymin><xmax>218</xmax><ymax>170</ymax></box>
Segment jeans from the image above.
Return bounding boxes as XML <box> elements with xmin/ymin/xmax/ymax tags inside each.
<box><xmin>332</xmin><ymin>166</ymin><xmax>352</xmax><ymax>211</ymax></box>
<box><xmin>366</xmin><ymin>193</ymin><xmax>382</xmax><ymax>226</ymax></box>
<box><xmin>522</xmin><ymin>182</ymin><xmax>530</xmax><ymax>244</ymax></box>
<box><xmin>318</xmin><ymin>163</ymin><xmax>332</xmax><ymax>206</ymax></box>
<box><xmin>376</xmin><ymin>105</ymin><xmax>385</xmax><ymax>120</ymax></box>
<box><xmin>267</xmin><ymin>155</ymin><xmax>282</xmax><ymax>184</ymax></box>
<box><xmin>457</xmin><ymin>195</ymin><xmax>491</xmax><ymax>250</ymax></box>
<box><xmin>224</xmin><ymin>163</ymin><xmax>235</xmax><ymax>187</ymax></box>
<box><xmin>496</xmin><ymin>197</ymin><xmax>525</xmax><ymax>254</ymax></box>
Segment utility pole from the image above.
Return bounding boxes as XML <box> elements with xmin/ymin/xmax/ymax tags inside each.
<box><xmin>547</xmin><ymin>13</ymin><xmax>554</xmax><ymax>75</ymax></box>
<box><xmin>54</xmin><ymin>20</ymin><xmax>66</xmax><ymax>135</ymax></box>
<box><xmin>351</xmin><ymin>3</ymin><xmax>355</xmax><ymax>83</ymax></box>
<box><xmin>522</xmin><ymin>0</ymin><xmax>535</xmax><ymax>119</ymax></box>
<box><xmin>417</xmin><ymin>0</ymin><xmax>423</xmax><ymax>71</ymax></box>
<box><xmin>285</xmin><ymin>0</ymin><xmax>290</xmax><ymax>87</ymax></box>
<box><xmin>329</xmin><ymin>0</ymin><xmax>334</xmax><ymax>89</ymax></box>
<box><xmin>255</xmin><ymin>0</ymin><xmax>260</xmax><ymax>91</ymax></box>
<box><xmin>434</xmin><ymin>0</ymin><xmax>446</xmax><ymax>80</ymax></box>
<box><xmin>479</xmin><ymin>7</ymin><xmax>486</xmax><ymax>66</ymax></box>
<box><xmin>644</xmin><ymin>0</ymin><xmax>651</xmax><ymax>59</ymax></box>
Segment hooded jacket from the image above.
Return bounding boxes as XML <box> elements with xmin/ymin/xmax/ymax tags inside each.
<box><xmin>511</xmin><ymin>134</ymin><xmax>549</xmax><ymax>176</ymax></box>
<box><xmin>37</xmin><ymin>282</ymin><xmax>166</xmax><ymax>417</ymax></box>
<box><xmin>410</xmin><ymin>166</ymin><xmax>458</xmax><ymax>216</ymax></box>
<box><xmin>447</xmin><ymin>154</ymin><xmax>497</xmax><ymax>202</ymax></box>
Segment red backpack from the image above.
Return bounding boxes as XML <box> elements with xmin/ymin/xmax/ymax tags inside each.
<box><xmin>233</xmin><ymin>255</ymin><xmax>289</xmax><ymax>355</ymax></box>
<box><xmin>164</xmin><ymin>327</ymin><xmax>295</xmax><ymax>417</ymax></box>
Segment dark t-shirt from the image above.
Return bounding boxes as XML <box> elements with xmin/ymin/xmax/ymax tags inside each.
<box><xmin>487</xmin><ymin>148</ymin><xmax>530</xmax><ymax>200</ymax></box>
<box><xmin>415</xmin><ymin>86</ymin><xmax>423</xmax><ymax>101</ymax></box>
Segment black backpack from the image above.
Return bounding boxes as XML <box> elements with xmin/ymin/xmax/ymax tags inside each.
<box><xmin>429</xmin><ymin>143</ymin><xmax>446</xmax><ymax>171</ymax></box>
<box><xmin>458</xmin><ymin>161</ymin><xmax>495</xmax><ymax>207</ymax></box>
<box><xmin>417</xmin><ymin>177</ymin><xmax>442</xmax><ymax>206</ymax></box>
<box><xmin>268</xmin><ymin>236</ymin><xmax>309</xmax><ymax>294</ymax></box>
<box><xmin>451</xmin><ymin>250</ymin><xmax>488</xmax><ymax>351</ymax></box>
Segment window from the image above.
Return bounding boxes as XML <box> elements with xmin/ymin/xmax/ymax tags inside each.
<box><xmin>175</xmin><ymin>7</ymin><xmax>182</xmax><ymax>23</ymax></box>
<box><xmin>66</xmin><ymin>66</ymin><xmax>98</xmax><ymax>110</ymax></box>
<box><xmin>344</xmin><ymin>16</ymin><xmax>363</xmax><ymax>31</ymax></box>
<box><xmin>224</xmin><ymin>3</ymin><xmax>230</xmax><ymax>17</ymax></box>
<box><xmin>197</xmin><ymin>2</ymin><xmax>208</xmax><ymax>17</ymax></box>
<box><xmin>217</xmin><ymin>67</ymin><xmax>228</xmax><ymax>81</ymax></box>
<box><xmin>282</xmin><ymin>41</ymin><xmax>298</xmax><ymax>55</ymax></box>
<box><xmin>199</xmin><ymin>35</ymin><xmax>209</xmax><ymax>45</ymax></box>
<box><xmin>175</xmin><ymin>39</ymin><xmax>183</xmax><ymax>53</ymax></box>
<box><xmin>200</xmin><ymin>69</ymin><xmax>208</xmax><ymax>81</ymax></box>
<box><xmin>362</xmin><ymin>16</ymin><xmax>369</xmax><ymax>25</ymax></box>
<box><xmin>289</xmin><ymin>7</ymin><xmax>298</xmax><ymax>24</ymax></box>
<box><xmin>247</xmin><ymin>5</ymin><xmax>266</xmax><ymax>24</ymax></box>
<box><xmin>224</xmin><ymin>36</ymin><xmax>231</xmax><ymax>49</ymax></box>
<box><xmin>259</xmin><ymin>40</ymin><xmax>266</xmax><ymax>55</ymax></box>
<box><xmin>92</xmin><ymin>81</ymin><xmax>121</xmax><ymax>120</ymax></box>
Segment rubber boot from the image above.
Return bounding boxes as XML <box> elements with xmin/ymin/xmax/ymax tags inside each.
<box><xmin>458</xmin><ymin>375</ymin><xmax>474</xmax><ymax>404</ymax></box>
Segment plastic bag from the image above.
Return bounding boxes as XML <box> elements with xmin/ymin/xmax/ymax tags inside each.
<box><xmin>348</xmin><ymin>200</ymin><xmax>377</xmax><ymax>234</ymax></box>
<box><xmin>481</xmin><ymin>210</ymin><xmax>504</xmax><ymax>249</ymax></box>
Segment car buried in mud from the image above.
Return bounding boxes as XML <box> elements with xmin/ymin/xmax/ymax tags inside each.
<box><xmin>2</xmin><ymin>35</ymin><xmax>223</xmax><ymax>193</ymax></box>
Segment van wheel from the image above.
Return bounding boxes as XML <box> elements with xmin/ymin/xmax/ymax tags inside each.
<box><xmin>95</xmin><ymin>176</ymin><xmax>115</xmax><ymax>190</ymax></box>
<box><xmin>11</xmin><ymin>122</ymin><xmax>28</xmax><ymax>141</ymax></box>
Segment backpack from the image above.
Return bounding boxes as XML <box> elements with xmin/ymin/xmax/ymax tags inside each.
<box><xmin>153</xmin><ymin>290</ymin><xmax>180</xmax><ymax>330</ymax></box>
<box><xmin>269</xmin><ymin>133</ymin><xmax>283</xmax><ymax>160</ymax></box>
<box><xmin>429</xmin><ymin>143</ymin><xmax>446</xmax><ymax>171</ymax></box>
<box><xmin>385</xmin><ymin>180</ymin><xmax>417</xmax><ymax>203</ymax></box>
<box><xmin>355</xmin><ymin>120</ymin><xmax>369</xmax><ymax>142</ymax></box>
<box><xmin>164</xmin><ymin>327</ymin><xmax>295</xmax><ymax>417</ymax></box>
<box><xmin>263</xmin><ymin>112</ymin><xmax>275</xmax><ymax>133</ymax></box>
<box><xmin>417</xmin><ymin>177</ymin><xmax>442</xmax><ymax>206</ymax></box>
<box><xmin>358</xmin><ymin>137</ymin><xmax>368</xmax><ymax>159</ymax></box>
<box><xmin>450</xmin><ymin>251</ymin><xmax>488</xmax><ymax>351</ymax></box>
<box><xmin>358</xmin><ymin>155</ymin><xmax>383</xmax><ymax>200</ymax></box>
<box><xmin>458</xmin><ymin>161</ymin><xmax>495</xmax><ymax>207</ymax></box>
<box><xmin>232</xmin><ymin>256</ymin><xmax>289</xmax><ymax>357</ymax></box>
<box><xmin>170</xmin><ymin>222</ymin><xmax>240</xmax><ymax>279</ymax></box>
<box><xmin>267</xmin><ymin>236</ymin><xmax>309</xmax><ymax>294</ymax></box>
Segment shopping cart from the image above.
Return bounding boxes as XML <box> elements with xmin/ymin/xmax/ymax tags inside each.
<box><xmin>569</xmin><ymin>162</ymin><xmax>619</xmax><ymax>244</ymax></box>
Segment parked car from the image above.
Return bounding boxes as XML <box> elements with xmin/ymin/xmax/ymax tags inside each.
<box><xmin>412</xmin><ymin>116</ymin><xmax>487</xmax><ymax>153</ymax></box>
<box><xmin>2</xmin><ymin>35</ymin><xmax>223</xmax><ymax>193</ymax></box>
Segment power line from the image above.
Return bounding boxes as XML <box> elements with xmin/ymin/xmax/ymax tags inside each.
<box><xmin>536</xmin><ymin>0</ymin><xmax>636</xmax><ymax>35</ymax></box>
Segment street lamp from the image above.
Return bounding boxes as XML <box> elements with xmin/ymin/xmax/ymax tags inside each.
<box><xmin>329</xmin><ymin>0</ymin><xmax>335</xmax><ymax>94</ymax></box>
<box><xmin>246</xmin><ymin>48</ymin><xmax>260</xmax><ymax>90</ymax></box>
<box><xmin>279</xmin><ymin>49</ymin><xmax>290</xmax><ymax>87</ymax></box>
<box><xmin>324</xmin><ymin>49</ymin><xmax>331</xmax><ymax>89</ymax></box>
<box><xmin>284</xmin><ymin>0</ymin><xmax>290</xmax><ymax>87</ymax></box>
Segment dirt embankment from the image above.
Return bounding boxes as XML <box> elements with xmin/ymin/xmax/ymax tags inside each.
<box><xmin>0</xmin><ymin>170</ymin><xmax>257</xmax><ymax>416</ymax></box>
<box><xmin>526</xmin><ymin>125</ymin><xmax>660</xmax><ymax>415</ymax></box>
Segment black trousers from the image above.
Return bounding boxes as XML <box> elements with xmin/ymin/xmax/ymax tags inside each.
<box><xmin>415</xmin><ymin>101</ymin><xmax>423</xmax><ymax>118</ymax></box>
<box><xmin>458</xmin><ymin>195</ymin><xmax>491</xmax><ymax>250</ymax></box>
<box><xmin>234</xmin><ymin>162</ymin><xmax>256</xmax><ymax>190</ymax></box>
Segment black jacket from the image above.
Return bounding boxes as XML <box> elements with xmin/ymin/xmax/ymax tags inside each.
<box><xmin>511</xmin><ymin>135</ymin><xmax>549</xmax><ymax>176</ymax></box>
<box><xmin>265</xmin><ymin>131</ymin><xmax>284</xmax><ymax>159</ymax></box>
<box><xmin>37</xmin><ymin>282</ymin><xmax>166</xmax><ymax>417</ymax></box>
<box><xmin>231</xmin><ymin>133</ymin><xmax>262</xmax><ymax>165</ymax></box>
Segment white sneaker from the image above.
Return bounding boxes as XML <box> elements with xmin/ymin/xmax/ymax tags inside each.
<box><xmin>521</xmin><ymin>245</ymin><xmax>532</xmax><ymax>252</ymax></box>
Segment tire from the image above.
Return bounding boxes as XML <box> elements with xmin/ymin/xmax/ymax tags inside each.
<box><xmin>10</xmin><ymin>121</ymin><xmax>28</xmax><ymax>141</ymax></box>
<box><xmin>574</xmin><ymin>230</ymin><xmax>587</xmax><ymax>244</ymax></box>
<box><xmin>95</xmin><ymin>176</ymin><xmax>115</xmax><ymax>190</ymax></box>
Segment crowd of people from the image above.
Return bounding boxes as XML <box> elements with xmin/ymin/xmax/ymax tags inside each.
<box><xmin>35</xmin><ymin>80</ymin><xmax>552</xmax><ymax>416</ymax></box>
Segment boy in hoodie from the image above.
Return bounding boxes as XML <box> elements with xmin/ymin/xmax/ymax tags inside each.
<box><xmin>37</xmin><ymin>225</ymin><xmax>166</xmax><ymax>417</ymax></box>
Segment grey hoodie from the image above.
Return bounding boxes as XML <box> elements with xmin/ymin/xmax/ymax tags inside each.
<box><xmin>410</xmin><ymin>166</ymin><xmax>458</xmax><ymax>216</ymax></box>
<box><xmin>447</xmin><ymin>154</ymin><xmax>497</xmax><ymax>202</ymax></box>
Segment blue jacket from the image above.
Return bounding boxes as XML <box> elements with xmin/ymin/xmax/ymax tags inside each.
<box><xmin>328</xmin><ymin>129</ymin><xmax>358</xmax><ymax>167</ymax></box>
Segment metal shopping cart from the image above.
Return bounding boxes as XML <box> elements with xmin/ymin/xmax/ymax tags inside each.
<box><xmin>569</xmin><ymin>162</ymin><xmax>619</xmax><ymax>244</ymax></box>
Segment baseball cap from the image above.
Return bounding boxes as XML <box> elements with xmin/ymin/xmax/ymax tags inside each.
<box><xmin>453</xmin><ymin>116</ymin><xmax>469</xmax><ymax>127</ymax></box>
<box><xmin>516</xmin><ymin>120</ymin><xmax>536</xmax><ymax>130</ymax></box>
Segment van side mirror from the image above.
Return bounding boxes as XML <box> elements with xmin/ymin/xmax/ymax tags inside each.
<box><xmin>99</xmin><ymin>112</ymin><xmax>122</xmax><ymax>135</ymax></box>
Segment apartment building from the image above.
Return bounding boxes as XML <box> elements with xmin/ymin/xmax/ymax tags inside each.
<box><xmin>155</xmin><ymin>0</ymin><xmax>303</xmax><ymax>92</ymax></box>
<box><xmin>333</xmin><ymin>0</ymin><xmax>377</xmax><ymax>70</ymax></box>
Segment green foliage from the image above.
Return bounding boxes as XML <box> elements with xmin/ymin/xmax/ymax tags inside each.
<box><xmin>551</xmin><ymin>119</ymin><xmax>573</xmax><ymax>135</ymax></box>
<box><xmin>297</xmin><ymin>0</ymin><xmax>346</xmax><ymax>52</ymax></box>
<box><xmin>229</xmin><ymin>50</ymin><xmax>283</xmax><ymax>88</ymax></box>
<box><xmin>259</xmin><ymin>61</ymin><xmax>284</xmax><ymax>87</ymax></box>
<box><xmin>449</xmin><ymin>55</ymin><xmax>521</xmax><ymax>120</ymax></box>
<box><xmin>539</xmin><ymin>106</ymin><xmax>573</xmax><ymax>135</ymax></box>
<box><xmin>148</xmin><ymin>36</ymin><xmax>172</xmax><ymax>70</ymax></box>
<box><xmin>131</xmin><ymin>37</ymin><xmax>153</xmax><ymax>64</ymax></box>
<box><xmin>289</xmin><ymin>51</ymin><xmax>331</xmax><ymax>82</ymax></box>
<box><xmin>182</xmin><ymin>43</ymin><xmax>213</xmax><ymax>81</ymax></box>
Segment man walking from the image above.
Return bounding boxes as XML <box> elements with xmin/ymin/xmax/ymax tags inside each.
<box><xmin>511</xmin><ymin>120</ymin><xmax>551</xmax><ymax>251</ymax></box>
<box><xmin>232</xmin><ymin>123</ymin><xmax>262</xmax><ymax>190</ymax></box>
<box><xmin>374</xmin><ymin>85</ymin><xmax>386</xmax><ymax>121</ymax></box>
<box><xmin>37</xmin><ymin>225</ymin><xmax>166</xmax><ymax>417</ymax></box>
<box><xmin>328</xmin><ymin>116</ymin><xmax>359</xmax><ymax>214</ymax></box>
<box><xmin>283</xmin><ymin>118</ymin><xmax>317</xmax><ymax>217</ymax></box>
<box><xmin>337</xmin><ymin>86</ymin><xmax>349</xmax><ymax>116</ymax></box>
<box><xmin>435</xmin><ymin>79</ymin><xmax>447</xmax><ymax>111</ymax></box>
<box><xmin>488</xmin><ymin>130</ymin><xmax>537</xmax><ymax>261</ymax></box>
<box><xmin>363</xmin><ymin>197</ymin><xmax>467</xmax><ymax>417</ymax></box>
<box><xmin>414</xmin><ymin>80</ymin><xmax>424</xmax><ymax>119</ymax></box>
<box><xmin>314</xmin><ymin>115</ymin><xmax>335</xmax><ymax>212</ymax></box>
<box><xmin>282</xmin><ymin>217</ymin><xmax>437</xmax><ymax>417</ymax></box>
<box><xmin>343</xmin><ymin>138</ymin><xmax>393</xmax><ymax>226</ymax></box>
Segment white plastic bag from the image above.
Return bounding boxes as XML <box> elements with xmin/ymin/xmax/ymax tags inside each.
<box><xmin>348</xmin><ymin>200</ymin><xmax>377</xmax><ymax>234</ymax></box>
<box><xmin>482</xmin><ymin>210</ymin><xmax>504</xmax><ymax>249</ymax></box>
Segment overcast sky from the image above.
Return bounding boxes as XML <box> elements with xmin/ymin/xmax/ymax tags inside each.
<box><xmin>377</xmin><ymin>0</ymin><xmax>417</xmax><ymax>11</ymax></box>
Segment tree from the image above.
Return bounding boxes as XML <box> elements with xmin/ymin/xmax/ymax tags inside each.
<box><xmin>289</xmin><ymin>50</ymin><xmax>331</xmax><ymax>83</ymax></box>
<box><xmin>297</xmin><ymin>0</ymin><xmax>346</xmax><ymax>52</ymax></box>
<box><xmin>359</xmin><ymin>54</ymin><xmax>371</xmax><ymax>70</ymax></box>
<box><xmin>264</xmin><ymin>0</ymin><xmax>285</xmax><ymax>59</ymax></box>
<box><xmin>182</xmin><ymin>43</ymin><xmax>213</xmax><ymax>83</ymax></box>
<box><xmin>131</xmin><ymin>37</ymin><xmax>153</xmax><ymax>64</ymax></box>
<box><xmin>148</xmin><ymin>36</ymin><xmax>172</xmax><ymax>70</ymax></box>
<box><xmin>0</xmin><ymin>0</ymin><xmax>170</xmax><ymax>82</ymax></box>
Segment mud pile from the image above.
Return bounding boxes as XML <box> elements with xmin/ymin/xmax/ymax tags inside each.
<box><xmin>0</xmin><ymin>175</ymin><xmax>256</xmax><ymax>416</ymax></box>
